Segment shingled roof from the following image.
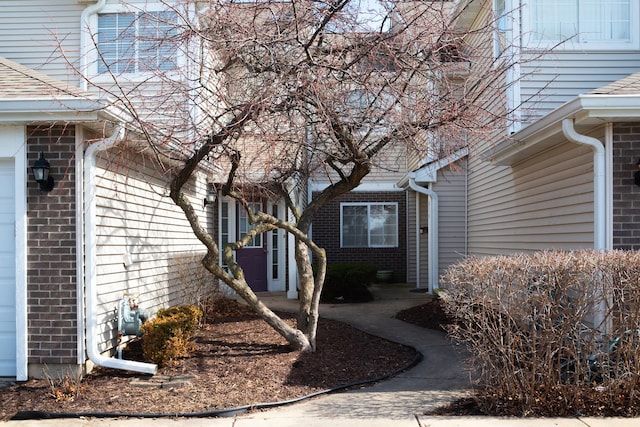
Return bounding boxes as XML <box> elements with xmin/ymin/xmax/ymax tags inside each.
<box><xmin>589</xmin><ymin>71</ymin><xmax>640</xmax><ymax>96</ymax></box>
<box><xmin>0</xmin><ymin>56</ymin><xmax>91</xmax><ymax>100</ymax></box>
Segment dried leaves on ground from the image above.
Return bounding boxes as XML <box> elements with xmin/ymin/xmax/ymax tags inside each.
<box><xmin>0</xmin><ymin>301</ymin><xmax>417</xmax><ymax>421</ymax></box>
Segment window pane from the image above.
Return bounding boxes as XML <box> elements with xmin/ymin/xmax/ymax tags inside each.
<box><xmin>342</xmin><ymin>205</ymin><xmax>368</xmax><ymax>247</ymax></box>
<box><xmin>369</xmin><ymin>204</ymin><xmax>397</xmax><ymax>247</ymax></box>
<box><xmin>531</xmin><ymin>0</ymin><xmax>631</xmax><ymax>43</ymax></box>
<box><xmin>98</xmin><ymin>11</ymin><xmax>176</xmax><ymax>74</ymax></box>
<box><xmin>531</xmin><ymin>0</ymin><xmax>577</xmax><ymax>41</ymax></box>
<box><xmin>581</xmin><ymin>0</ymin><xmax>630</xmax><ymax>42</ymax></box>
<box><xmin>221</xmin><ymin>202</ymin><xmax>229</xmax><ymax>267</ymax></box>
<box><xmin>341</xmin><ymin>203</ymin><xmax>398</xmax><ymax>248</ymax></box>
<box><xmin>239</xmin><ymin>203</ymin><xmax>262</xmax><ymax>248</ymax></box>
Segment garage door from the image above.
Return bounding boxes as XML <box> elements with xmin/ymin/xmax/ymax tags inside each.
<box><xmin>0</xmin><ymin>159</ymin><xmax>15</xmax><ymax>376</ymax></box>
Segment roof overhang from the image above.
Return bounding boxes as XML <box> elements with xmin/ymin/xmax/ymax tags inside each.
<box><xmin>486</xmin><ymin>94</ymin><xmax>640</xmax><ymax>165</ymax></box>
<box><xmin>0</xmin><ymin>96</ymin><xmax>121</xmax><ymax>124</ymax></box>
<box><xmin>397</xmin><ymin>147</ymin><xmax>469</xmax><ymax>188</ymax></box>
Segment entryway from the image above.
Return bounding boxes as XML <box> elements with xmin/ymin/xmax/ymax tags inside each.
<box><xmin>218</xmin><ymin>198</ymin><xmax>287</xmax><ymax>293</ymax></box>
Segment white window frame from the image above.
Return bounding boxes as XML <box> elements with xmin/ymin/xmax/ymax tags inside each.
<box><xmin>340</xmin><ymin>202</ymin><xmax>398</xmax><ymax>248</ymax></box>
<box><xmin>84</xmin><ymin>2</ymin><xmax>186</xmax><ymax>82</ymax></box>
<box><xmin>522</xmin><ymin>0</ymin><xmax>639</xmax><ymax>51</ymax></box>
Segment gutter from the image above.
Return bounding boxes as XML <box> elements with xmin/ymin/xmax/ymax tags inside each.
<box><xmin>489</xmin><ymin>94</ymin><xmax>640</xmax><ymax>165</ymax></box>
<box><xmin>84</xmin><ymin>125</ymin><xmax>158</xmax><ymax>375</ymax></box>
<box><xmin>561</xmin><ymin>118</ymin><xmax>607</xmax><ymax>251</ymax></box>
<box><xmin>408</xmin><ymin>175</ymin><xmax>439</xmax><ymax>293</ymax></box>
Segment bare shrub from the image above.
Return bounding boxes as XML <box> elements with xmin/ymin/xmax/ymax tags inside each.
<box><xmin>440</xmin><ymin>250</ymin><xmax>640</xmax><ymax>416</ymax></box>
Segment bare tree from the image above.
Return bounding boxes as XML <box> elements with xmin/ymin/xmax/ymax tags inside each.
<box><xmin>75</xmin><ymin>0</ymin><xmax>519</xmax><ymax>351</ymax></box>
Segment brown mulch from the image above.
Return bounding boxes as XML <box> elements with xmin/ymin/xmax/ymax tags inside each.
<box><xmin>394</xmin><ymin>297</ymin><xmax>451</xmax><ymax>332</ymax></box>
<box><xmin>0</xmin><ymin>300</ymin><xmax>419</xmax><ymax>421</ymax></box>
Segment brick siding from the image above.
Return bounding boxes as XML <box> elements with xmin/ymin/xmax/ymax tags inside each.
<box><xmin>613</xmin><ymin>123</ymin><xmax>640</xmax><ymax>250</ymax></box>
<box><xmin>26</xmin><ymin>125</ymin><xmax>78</xmax><ymax>366</ymax></box>
<box><xmin>311</xmin><ymin>191</ymin><xmax>407</xmax><ymax>282</ymax></box>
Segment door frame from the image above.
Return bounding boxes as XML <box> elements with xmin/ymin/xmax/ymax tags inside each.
<box><xmin>0</xmin><ymin>126</ymin><xmax>27</xmax><ymax>380</ymax></box>
<box><xmin>217</xmin><ymin>196</ymin><xmax>286</xmax><ymax>292</ymax></box>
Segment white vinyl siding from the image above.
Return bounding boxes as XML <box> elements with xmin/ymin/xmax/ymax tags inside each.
<box><xmin>93</xmin><ymin>150</ymin><xmax>207</xmax><ymax>354</ymax></box>
<box><xmin>0</xmin><ymin>1</ymin><xmax>84</xmax><ymax>84</ymax></box>
<box><xmin>467</xmin><ymin>140</ymin><xmax>594</xmax><ymax>256</ymax></box>
<box><xmin>519</xmin><ymin>51</ymin><xmax>640</xmax><ymax>123</ymax></box>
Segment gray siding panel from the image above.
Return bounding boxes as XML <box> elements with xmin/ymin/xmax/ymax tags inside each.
<box><xmin>434</xmin><ymin>162</ymin><xmax>467</xmax><ymax>277</ymax></box>
<box><xmin>94</xmin><ymin>149</ymin><xmax>208</xmax><ymax>354</ymax></box>
<box><xmin>0</xmin><ymin>1</ymin><xmax>84</xmax><ymax>83</ymax></box>
<box><xmin>468</xmin><ymin>141</ymin><xmax>594</xmax><ymax>256</ymax></box>
<box><xmin>520</xmin><ymin>51</ymin><xmax>640</xmax><ymax>121</ymax></box>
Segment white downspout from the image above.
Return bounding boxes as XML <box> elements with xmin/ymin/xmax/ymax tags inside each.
<box><xmin>80</xmin><ymin>0</ymin><xmax>106</xmax><ymax>91</ymax></box>
<box><xmin>84</xmin><ymin>126</ymin><xmax>157</xmax><ymax>375</ymax></box>
<box><xmin>409</xmin><ymin>174</ymin><xmax>439</xmax><ymax>293</ymax></box>
<box><xmin>562</xmin><ymin>118</ymin><xmax>606</xmax><ymax>250</ymax></box>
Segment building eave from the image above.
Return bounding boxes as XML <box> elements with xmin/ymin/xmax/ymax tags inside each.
<box><xmin>486</xmin><ymin>94</ymin><xmax>640</xmax><ymax>166</ymax></box>
<box><xmin>0</xmin><ymin>97</ymin><xmax>114</xmax><ymax>123</ymax></box>
<box><xmin>397</xmin><ymin>147</ymin><xmax>469</xmax><ymax>188</ymax></box>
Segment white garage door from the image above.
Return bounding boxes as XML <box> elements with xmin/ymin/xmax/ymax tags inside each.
<box><xmin>0</xmin><ymin>159</ymin><xmax>15</xmax><ymax>376</ymax></box>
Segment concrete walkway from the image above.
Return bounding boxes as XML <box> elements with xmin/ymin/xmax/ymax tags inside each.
<box><xmin>4</xmin><ymin>283</ymin><xmax>640</xmax><ymax>426</ymax></box>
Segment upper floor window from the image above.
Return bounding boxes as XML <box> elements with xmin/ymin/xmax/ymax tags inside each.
<box><xmin>526</xmin><ymin>0</ymin><xmax>636</xmax><ymax>49</ymax></box>
<box><xmin>97</xmin><ymin>11</ymin><xmax>178</xmax><ymax>74</ymax></box>
<box><xmin>341</xmin><ymin>202</ymin><xmax>398</xmax><ymax>248</ymax></box>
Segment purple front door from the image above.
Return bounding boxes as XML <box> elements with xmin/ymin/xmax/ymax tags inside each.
<box><xmin>235</xmin><ymin>202</ymin><xmax>268</xmax><ymax>292</ymax></box>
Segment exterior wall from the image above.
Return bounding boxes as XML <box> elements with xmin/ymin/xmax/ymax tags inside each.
<box><xmin>0</xmin><ymin>1</ymin><xmax>84</xmax><ymax>84</ymax></box>
<box><xmin>468</xmin><ymin>137</ymin><xmax>595</xmax><ymax>256</ymax></box>
<box><xmin>310</xmin><ymin>143</ymin><xmax>408</xmax><ymax>188</ymax></box>
<box><xmin>613</xmin><ymin>123</ymin><xmax>640</xmax><ymax>250</ymax></box>
<box><xmin>519</xmin><ymin>52</ymin><xmax>640</xmax><ymax>124</ymax></box>
<box><xmin>406</xmin><ymin>191</ymin><xmax>417</xmax><ymax>283</ymax></box>
<box><xmin>26</xmin><ymin>125</ymin><xmax>79</xmax><ymax>375</ymax></box>
<box><xmin>406</xmin><ymin>160</ymin><xmax>467</xmax><ymax>286</ymax></box>
<box><xmin>433</xmin><ymin>161</ymin><xmax>467</xmax><ymax>276</ymax></box>
<box><xmin>311</xmin><ymin>190</ymin><xmax>407</xmax><ymax>282</ymax></box>
<box><xmin>93</xmin><ymin>146</ymin><xmax>209</xmax><ymax>356</ymax></box>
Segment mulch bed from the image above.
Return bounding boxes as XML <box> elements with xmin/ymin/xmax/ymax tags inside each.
<box><xmin>0</xmin><ymin>300</ymin><xmax>418</xmax><ymax>421</ymax></box>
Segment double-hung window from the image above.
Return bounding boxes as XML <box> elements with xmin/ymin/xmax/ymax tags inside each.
<box><xmin>97</xmin><ymin>10</ymin><xmax>178</xmax><ymax>74</ymax></box>
<box><xmin>526</xmin><ymin>0</ymin><xmax>636</xmax><ymax>49</ymax></box>
<box><xmin>341</xmin><ymin>202</ymin><xmax>398</xmax><ymax>248</ymax></box>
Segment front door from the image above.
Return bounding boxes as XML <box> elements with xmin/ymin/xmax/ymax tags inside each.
<box><xmin>235</xmin><ymin>202</ymin><xmax>268</xmax><ymax>292</ymax></box>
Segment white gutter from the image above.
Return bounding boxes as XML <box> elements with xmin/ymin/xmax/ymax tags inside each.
<box><xmin>80</xmin><ymin>0</ymin><xmax>107</xmax><ymax>92</ymax></box>
<box><xmin>84</xmin><ymin>126</ymin><xmax>157</xmax><ymax>375</ymax></box>
<box><xmin>561</xmin><ymin>118</ymin><xmax>607</xmax><ymax>251</ymax></box>
<box><xmin>409</xmin><ymin>175</ymin><xmax>439</xmax><ymax>293</ymax></box>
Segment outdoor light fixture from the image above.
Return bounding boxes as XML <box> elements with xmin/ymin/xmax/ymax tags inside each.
<box><xmin>203</xmin><ymin>188</ymin><xmax>217</xmax><ymax>207</ymax></box>
<box><xmin>31</xmin><ymin>152</ymin><xmax>55</xmax><ymax>192</ymax></box>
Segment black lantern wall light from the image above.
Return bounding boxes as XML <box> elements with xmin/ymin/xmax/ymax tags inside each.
<box><xmin>203</xmin><ymin>185</ymin><xmax>217</xmax><ymax>207</ymax></box>
<box><xmin>31</xmin><ymin>152</ymin><xmax>55</xmax><ymax>192</ymax></box>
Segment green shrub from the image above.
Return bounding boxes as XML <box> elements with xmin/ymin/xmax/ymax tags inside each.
<box><xmin>141</xmin><ymin>304</ymin><xmax>203</xmax><ymax>367</ymax></box>
<box><xmin>440</xmin><ymin>250</ymin><xmax>640</xmax><ymax>417</ymax></box>
<box><xmin>319</xmin><ymin>263</ymin><xmax>376</xmax><ymax>303</ymax></box>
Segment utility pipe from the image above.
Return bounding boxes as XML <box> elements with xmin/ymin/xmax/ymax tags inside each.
<box><xmin>84</xmin><ymin>126</ymin><xmax>158</xmax><ymax>375</ymax></box>
<box><xmin>409</xmin><ymin>175</ymin><xmax>439</xmax><ymax>293</ymax></box>
<box><xmin>80</xmin><ymin>0</ymin><xmax>107</xmax><ymax>92</ymax></box>
<box><xmin>562</xmin><ymin>118</ymin><xmax>606</xmax><ymax>251</ymax></box>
